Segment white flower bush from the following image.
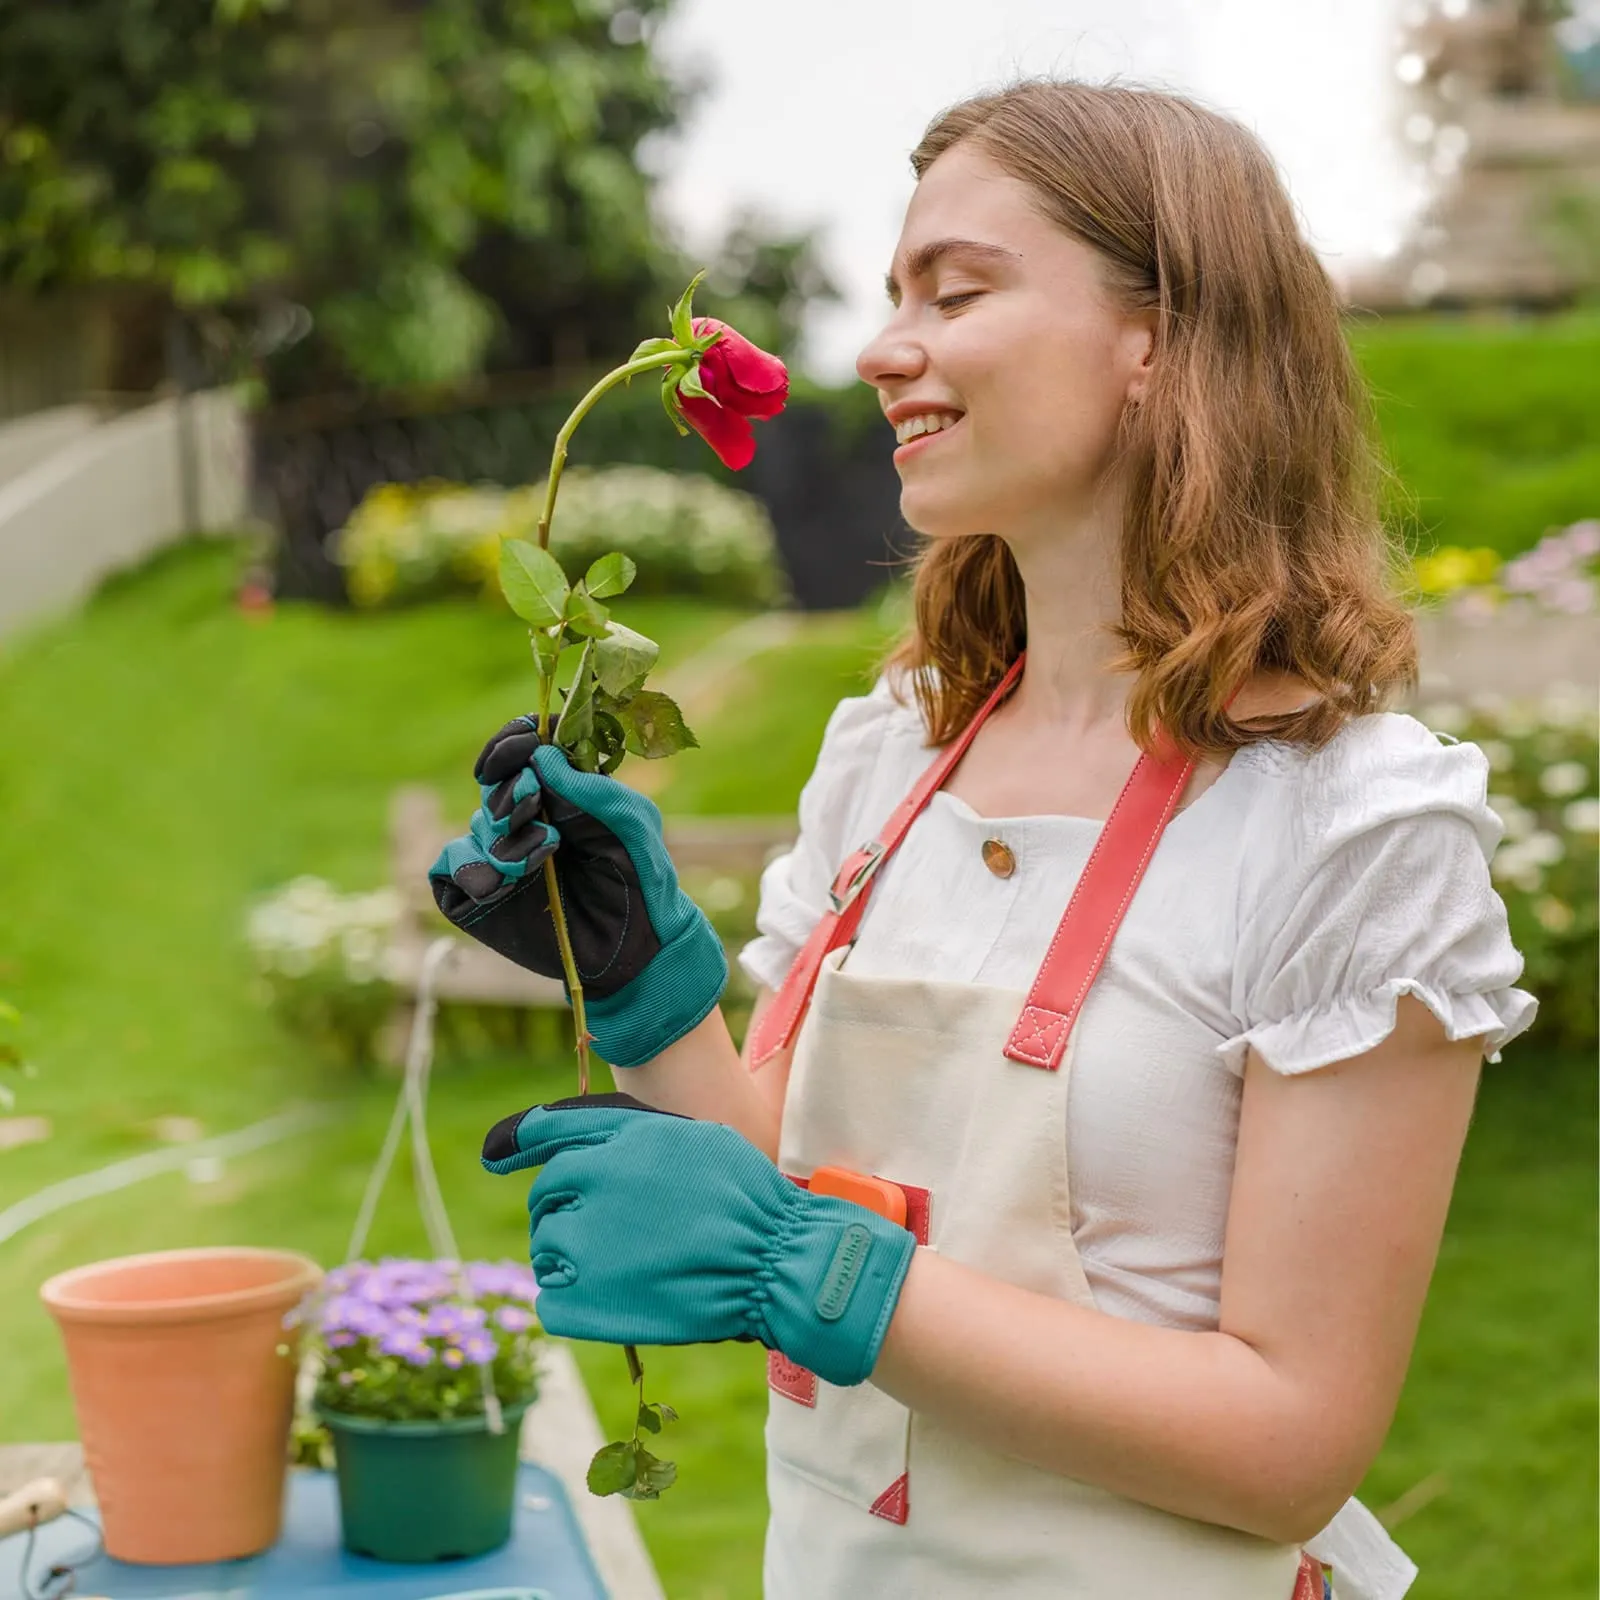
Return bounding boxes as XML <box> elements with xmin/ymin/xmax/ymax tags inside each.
<box><xmin>333</xmin><ymin>467</ymin><xmax>788</xmax><ymax>611</ymax></box>
<box><xmin>246</xmin><ymin>878</ymin><xmax>402</xmax><ymax>1065</ymax></box>
<box><xmin>244</xmin><ymin>870</ymin><xmax>771</xmax><ymax>1064</ymax></box>
<box><xmin>1418</xmin><ymin>682</ymin><xmax>1598</xmax><ymax>1050</ymax></box>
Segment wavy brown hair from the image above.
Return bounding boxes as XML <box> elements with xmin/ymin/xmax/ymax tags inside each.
<box><xmin>880</xmin><ymin>79</ymin><xmax>1418</xmax><ymax>759</ymax></box>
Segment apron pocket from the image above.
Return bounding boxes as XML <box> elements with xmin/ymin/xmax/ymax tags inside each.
<box><xmin>766</xmin><ymin>1368</ymin><xmax>914</xmax><ymax>1524</ymax></box>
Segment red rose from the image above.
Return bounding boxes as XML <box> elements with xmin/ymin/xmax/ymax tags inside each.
<box><xmin>674</xmin><ymin>317</ymin><xmax>788</xmax><ymax>471</ymax></box>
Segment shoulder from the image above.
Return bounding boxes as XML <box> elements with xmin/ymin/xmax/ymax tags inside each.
<box><xmin>1220</xmin><ymin>707</ymin><xmax>1539</xmax><ymax>1074</ymax></box>
<box><xmin>790</xmin><ymin>664</ymin><xmax>935</xmax><ymax>859</ymax></box>
<box><xmin>807</xmin><ymin>662</ymin><xmax>934</xmax><ymax>801</ymax></box>
<box><xmin>1238</xmin><ymin>709</ymin><xmax>1503</xmax><ymax>866</ymax></box>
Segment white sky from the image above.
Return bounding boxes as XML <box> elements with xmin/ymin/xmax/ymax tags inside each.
<box><xmin>639</xmin><ymin>0</ymin><xmax>1424</xmax><ymax>383</ymax></box>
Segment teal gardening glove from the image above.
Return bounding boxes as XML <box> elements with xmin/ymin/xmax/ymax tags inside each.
<box><xmin>430</xmin><ymin>719</ymin><xmax>727</xmax><ymax>1069</ymax></box>
<box><xmin>482</xmin><ymin>1097</ymin><xmax>918</xmax><ymax>1387</ymax></box>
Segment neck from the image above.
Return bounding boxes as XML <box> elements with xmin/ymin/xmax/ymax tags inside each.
<box><xmin>1000</xmin><ymin>487</ymin><xmax>1135</xmax><ymax>737</ymax></box>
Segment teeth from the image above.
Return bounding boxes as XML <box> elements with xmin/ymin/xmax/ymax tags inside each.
<box><xmin>895</xmin><ymin>412</ymin><xmax>961</xmax><ymax>444</ymax></box>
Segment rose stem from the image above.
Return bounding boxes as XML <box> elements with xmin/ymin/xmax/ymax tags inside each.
<box><xmin>535</xmin><ymin>644</ymin><xmax>639</xmax><ymax>1378</ymax></box>
<box><xmin>535</xmin><ymin>351</ymin><xmax>699</xmax><ymax>1415</ymax></box>
<box><xmin>534</xmin><ymin>350</ymin><xmax>694</xmax><ymax>554</ymax></box>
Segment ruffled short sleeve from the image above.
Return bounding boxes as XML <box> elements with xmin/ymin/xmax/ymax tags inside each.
<box><xmin>736</xmin><ymin>670</ymin><xmax>924</xmax><ymax>994</ymax></box>
<box><xmin>1218</xmin><ymin>715</ymin><xmax>1539</xmax><ymax>1077</ymax></box>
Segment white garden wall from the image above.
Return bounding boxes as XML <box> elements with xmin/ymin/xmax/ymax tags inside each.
<box><xmin>0</xmin><ymin>405</ymin><xmax>100</xmax><ymax>492</ymax></box>
<box><xmin>0</xmin><ymin>390</ymin><xmax>249</xmax><ymax>639</ymax></box>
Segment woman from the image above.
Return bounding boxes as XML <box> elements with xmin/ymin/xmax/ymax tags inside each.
<box><xmin>433</xmin><ymin>80</ymin><xmax>1537</xmax><ymax>1600</ymax></box>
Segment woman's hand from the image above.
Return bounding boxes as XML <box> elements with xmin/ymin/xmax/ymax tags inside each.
<box><xmin>481</xmin><ymin>1096</ymin><xmax>917</xmax><ymax>1387</ymax></box>
<box><xmin>429</xmin><ymin>717</ymin><xmax>727</xmax><ymax>1069</ymax></box>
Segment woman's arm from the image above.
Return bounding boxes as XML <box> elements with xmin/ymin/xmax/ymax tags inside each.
<box><xmin>609</xmin><ymin>983</ymin><xmax>794</xmax><ymax>1160</ymax></box>
<box><xmin>870</xmin><ymin>994</ymin><xmax>1485</xmax><ymax>1546</ymax></box>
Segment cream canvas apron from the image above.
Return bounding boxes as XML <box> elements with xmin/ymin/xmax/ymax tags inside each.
<box><xmin>748</xmin><ymin>654</ymin><xmax>1327</xmax><ymax>1600</ymax></box>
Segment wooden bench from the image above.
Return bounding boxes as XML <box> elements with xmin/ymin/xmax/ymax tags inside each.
<box><xmin>384</xmin><ymin>785</ymin><xmax>795</xmax><ymax>1049</ymax></box>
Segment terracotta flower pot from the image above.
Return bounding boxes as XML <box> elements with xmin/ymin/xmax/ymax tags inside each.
<box><xmin>39</xmin><ymin>1244</ymin><xmax>322</xmax><ymax>1563</ymax></box>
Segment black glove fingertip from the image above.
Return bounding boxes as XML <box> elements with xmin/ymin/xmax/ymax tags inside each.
<box><xmin>482</xmin><ymin>1107</ymin><xmax>535</xmax><ymax>1163</ymax></box>
<box><xmin>475</xmin><ymin>719</ymin><xmax>543</xmax><ymax>785</ymax></box>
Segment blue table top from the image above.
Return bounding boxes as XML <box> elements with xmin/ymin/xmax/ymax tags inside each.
<box><xmin>0</xmin><ymin>1464</ymin><xmax>609</xmax><ymax>1600</ymax></box>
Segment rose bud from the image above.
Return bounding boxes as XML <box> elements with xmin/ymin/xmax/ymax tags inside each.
<box><xmin>673</xmin><ymin>317</ymin><xmax>789</xmax><ymax>471</ymax></box>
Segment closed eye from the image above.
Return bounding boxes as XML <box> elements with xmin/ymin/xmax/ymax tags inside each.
<box><xmin>933</xmin><ymin>293</ymin><xmax>981</xmax><ymax>311</ymax></box>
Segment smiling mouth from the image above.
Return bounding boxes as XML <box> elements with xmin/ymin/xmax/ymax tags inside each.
<box><xmin>894</xmin><ymin>415</ymin><xmax>964</xmax><ymax>457</ymax></box>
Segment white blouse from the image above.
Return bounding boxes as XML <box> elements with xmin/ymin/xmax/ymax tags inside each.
<box><xmin>738</xmin><ymin>667</ymin><xmax>1538</xmax><ymax>1600</ymax></box>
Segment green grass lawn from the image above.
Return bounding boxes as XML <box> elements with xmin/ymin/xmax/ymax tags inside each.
<box><xmin>0</xmin><ymin>540</ymin><xmax>1593</xmax><ymax>1598</ymax></box>
<box><xmin>1349</xmin><ymin>310</ymin><xmax>1600</xmax><ymax>559</ymax></box>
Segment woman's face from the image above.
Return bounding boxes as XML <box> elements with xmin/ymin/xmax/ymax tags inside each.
<box><xmin>857</xmin><ymin>142</ymin><xmax>1155</xmax><ymax>547</ymax></box>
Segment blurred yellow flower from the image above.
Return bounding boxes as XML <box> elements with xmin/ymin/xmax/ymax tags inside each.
<box><xmin>1409</xmin><ymin>545</ymin><xmax>1502</xmax><ymax>597</ymax></box>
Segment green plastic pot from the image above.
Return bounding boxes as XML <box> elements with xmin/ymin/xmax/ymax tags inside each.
<box><xmin>316</xmin><ymin>1401</ymin><xmax>531</xmax><ymax>1562</ymax></box>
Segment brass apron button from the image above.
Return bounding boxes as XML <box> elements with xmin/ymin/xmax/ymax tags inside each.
<box><xmin>981</xmin><ymin>839</ymin><xmax>1016</xmax><ymax>878</ymax></box>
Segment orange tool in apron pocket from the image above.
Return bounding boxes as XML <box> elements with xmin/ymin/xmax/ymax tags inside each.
<box><xmin>766</xmin><ymin>1167</ymin><xmax>931</xmax><ymax>1417</ymax></box>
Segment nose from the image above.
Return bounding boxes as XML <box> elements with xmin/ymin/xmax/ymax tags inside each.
<box><xmin>855</xmin><ymin>312</ymin><xmax>928</xmax><ymax>393</ymax></box>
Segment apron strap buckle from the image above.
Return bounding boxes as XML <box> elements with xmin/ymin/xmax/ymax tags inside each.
<box><xmin>828</xmin><ymin>839</ymin><xmax>886</xmax><ymax>915</ymax></box>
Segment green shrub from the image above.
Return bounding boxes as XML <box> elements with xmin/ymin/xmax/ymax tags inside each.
<box><xmin>333</xmin><ymin>468</ymin><xmax>788</xmax><ymax>611</ymax></box>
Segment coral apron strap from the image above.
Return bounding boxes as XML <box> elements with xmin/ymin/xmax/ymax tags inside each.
<box><xmin>746</xmin><ymin>654</ymin><xmax>1028</xmax><ymax>1070</ymax></box>
<box><xmin>1002</xmin><ymin>734</ymin><xmax>1196</xmax><ymax>1070</ymax></box>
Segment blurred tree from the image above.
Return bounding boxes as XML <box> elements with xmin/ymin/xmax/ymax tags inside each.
<box><xmin>0</xmin><ymin>0</ymin><xmax>839</xmax><ymax>397</ymax></box>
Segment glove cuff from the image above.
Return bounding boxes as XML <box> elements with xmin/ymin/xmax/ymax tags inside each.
<box><xmin>763</xmin><ymin>1195</ymin><xmax>918</xmax><ymax>1387</ymax></box>
<box><xmin>583</xmin><ymin>913</ymin><xmax>729</xmax><ymax>1070</ymax></box>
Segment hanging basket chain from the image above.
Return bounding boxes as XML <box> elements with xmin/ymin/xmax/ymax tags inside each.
<box><xmin>299</xmin><ymin>936</ymin><xmax>506</xmax><ymax>1437</ymax></box>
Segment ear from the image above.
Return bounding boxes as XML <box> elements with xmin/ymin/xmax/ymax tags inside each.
<box><xmin>1123</xmin><ymin>307</ymin><xmax>1158</xmax><ymax>408</ymax></box>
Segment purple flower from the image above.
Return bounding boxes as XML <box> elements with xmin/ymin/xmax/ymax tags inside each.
<box><xmin>442</xmin><ymin>1346</ymin><xmax>466</xmax><ymax>1369</ymax></box>
<box><xmin>378</xmin><ymin>1327</ymin><xmax>433</xmax><ymax>1366</ymax></box>
<box><xmin>322</xmin><ymin>1295</ymin><xmax>391</xmax><ymax>1339</ymax></box>
<box><xmin>424</xmin><ymin>1304</ymin><xmax>464</xmax><ymax>1338</ymax></box>
<box><xmin>467</xmin><ymin>1261</ymin><xmax>539</xmax><ymax>1303</ymax></box>
<box><xmin>326</xmin><ymin>1331</ymin><xmax>357</xmax><ymax>1349</ymax></box>
<box><xmin>461</xmin><ymin>1331</ymin><xmax>497</xmax><ymax>1365</ymax></box>
<box><xmin>493</xmin><ymin>1305</ymin><xmax>534</xmax><ymax>1333</ymax></box>
<box><xmin>1566</xmin><ymin>520</ymin><xmax>1600</xmax><ymax>559</ymax></box>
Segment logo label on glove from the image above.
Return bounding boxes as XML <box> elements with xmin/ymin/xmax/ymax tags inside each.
<box><xmin>815</xmin><ymin>1224</ymin><xmax>874</xmax><ymax>1321</ymax></box>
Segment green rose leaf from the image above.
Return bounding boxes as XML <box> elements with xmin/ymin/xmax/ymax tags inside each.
<box><xmin>637</xmin><ymin>1402</ymin><xmax>661</xmax><ymax>1435</ymax></box>
<box><xmin>656</xmin><ymin>1403</ymin><xmax>679</xmax><ymax>1425</ymax></box>
<box><xmin>500</xmin><ymin>540</ymin><xmax>569</xmax><ymax>628</ymax></box>
<box><xmin>594</xmin><ymin>621</ymin><xmax>659</xmax><ymax>698</ymax></box>
<box><xmin>556</xmin><ymin>641</ymin><xmax>597</xmax><ymax>748</ymax></box>
<box><xmin>585</xmin><ymin>552</ymin><xmax>638</xmax><ymax>600</ymax></box>
<box><xmin>618</xmin><ymin>690</ymin><xmax>698</xmax><ymax>759</ymax></box>
<box><xmin>594</xmin><ymin>710</ymin><xmax>628</xmax><ymax>776</ymax></box>
<box><xmin>587</xmin><ymin>1440</ymin><xmax>639</xmax><ymax>1498</ymax></box>
<box><xmin>570</xmin><ymin>735</ymin><xmax>601</xmax><ymax>773</ymax></box>
<box><xmin>619</xmin><ymin>1446</ymin><xmax>678</xmax><ymax>1501</ymax></box>
<box><xmin>563</xmin><ymin>583</ymin><xmax>611</xmax><ymax>639</ymax></box>
<box><xmin>530</xmin><ymin>627</ymin><xmax>561</xmax><ymax>686</ymax></box>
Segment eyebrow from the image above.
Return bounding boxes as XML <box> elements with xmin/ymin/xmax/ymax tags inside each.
<box><xmin>884</xmin><ymin>238</ymin><xmax>1022</xmax><ymax>304</ymax></box>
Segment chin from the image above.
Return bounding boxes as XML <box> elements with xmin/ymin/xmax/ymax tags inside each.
<box><xmin>898</xmin><ymin>487</ymin><xmax>993</xmax><ymax>544</ymax></box>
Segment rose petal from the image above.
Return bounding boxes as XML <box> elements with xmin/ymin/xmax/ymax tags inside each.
<box><xmin>693</xmin><ymin>317</ymin><xmax>788</xmax><ymax>419</ymax></box>
<box><xmin>677</xmin><ymin>389</ymin><xmax>757</xmax><ymax>470</ymax></box>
